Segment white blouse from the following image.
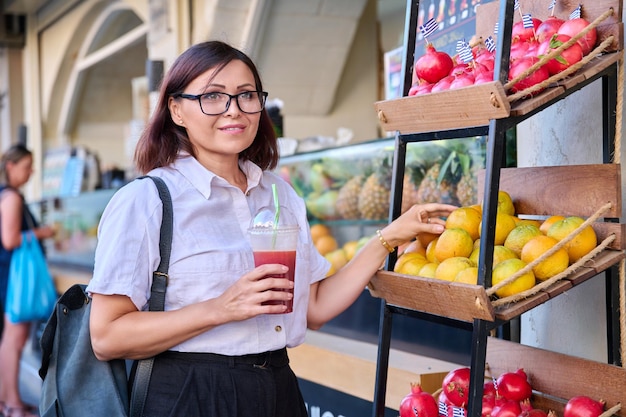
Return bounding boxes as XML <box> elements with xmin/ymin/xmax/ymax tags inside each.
<box><xmin>87</xmin><ymin>154</ymin><xmax>329</xmax><ymax>355</ymax></box>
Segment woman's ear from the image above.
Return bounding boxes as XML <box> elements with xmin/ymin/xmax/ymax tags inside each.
<box><xmin>168</xmin><ymin>97</ymin><xmax>184</xmax><ymax>126</ymax></box>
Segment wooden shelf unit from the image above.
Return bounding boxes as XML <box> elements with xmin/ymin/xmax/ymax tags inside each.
<box><xmin>369</xmin><ymin>1</ymin><xmax>624</xmax><ymax>416</ymax></box>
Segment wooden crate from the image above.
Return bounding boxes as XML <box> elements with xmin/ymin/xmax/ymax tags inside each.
<box><xmin>486</xmin><ymin>337</ymin><xmax>626</xmax><ymax>417</ymax></box>
<box><xmin>367</xmin><ymin>164</ymin><xmax>625</xmax><ymax>323</ymax></box>
<box><xmin>374</xmin><ymin>0</ymin><xmax>624</xmax><ymax>134</ymax></box>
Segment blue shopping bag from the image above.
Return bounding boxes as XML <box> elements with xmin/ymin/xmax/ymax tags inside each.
<box><xmin>6</xmin><ymin>231</ymin><xmax>58</xmax><ymax>323</ymax></box>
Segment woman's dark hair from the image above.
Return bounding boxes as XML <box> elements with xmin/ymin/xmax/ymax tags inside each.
<box><xmin>134</xmin><ymin>41</ymin><xmax>279</xmax><ymax>174</ymax></box>
<box><xmin>0</xmin><ymin>144</ymin><xmax>32</xmax><ymax>184</ymax></box>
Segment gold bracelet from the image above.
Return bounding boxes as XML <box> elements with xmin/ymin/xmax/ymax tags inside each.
<box><xmin>376</xmin><ymin>229</ymin><xmax>394</xmax><ymax>253</ymax></box>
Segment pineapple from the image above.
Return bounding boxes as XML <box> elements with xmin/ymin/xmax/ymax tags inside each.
<box><xmin>358</xmin><ymin>157</ymin><xmax>393</xmax><ymax>220</ymax></box>
<box><xmin>456</xmin><ymin>170</ymin><xmax>478</xmax><ymax>207</ymax></box>
<box><xmin>415</xmin><ymin>162</ymin><xmax>460</xmax><ymax>205</ymax></box>
<box><xmin>336</xmin><ymin>175</ymin><xmax>364</xmax><ymax>219</ymax></box>
<box><xmin>401</xmin><ymin>162</ymin><xmax>426</xmax><ymax>214</ymax></box>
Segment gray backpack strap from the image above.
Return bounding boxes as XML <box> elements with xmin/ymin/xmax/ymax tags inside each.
<box><xmin>130</xmin><ymin>175</ymin><xmax>173</xmax><ymax>417</ymax></box>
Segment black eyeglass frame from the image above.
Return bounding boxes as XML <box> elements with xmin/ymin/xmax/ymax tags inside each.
<box><xmin>174</xmin><ymin>91</ymin><xmax>269</xmax><ymax>116</ymax></box>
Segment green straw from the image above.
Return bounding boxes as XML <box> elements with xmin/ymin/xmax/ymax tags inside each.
<box><xmin>272</xmin><ymin>184</ymin><xmax>280</xmax><ymax>248</ymax></box>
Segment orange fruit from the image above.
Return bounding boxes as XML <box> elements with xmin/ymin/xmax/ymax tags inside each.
<box><xmin>315</xmin><ymin>234</ymin><xmax>338</xmax><ymax>255</ymax></box>
<box><xmin>469</xmin><ymin>246</ymin><xmax>480</xmax><ymax>265</ymax></box>
<box><xmin>479</xmin><ymin>213</ymin><xmax>517</xmax><ymax>245</ymax></box>
<box><xmin>401</xmin><ymin>240</ymin><xmax>427</xmax><ymax>257</ymax></box>
<box><xmin>468</xmin><ymin>204</ymin><xmax>482</xmax><ymax>215</ymax></box>
<box><xmin>418</xmin><ymin>262</ymin><xmax>439</xmax><ymax>278</ymax></box>
<box><xmin>516</xmin><ymin>219</ymin><xmax>542</xmax><ymax>228</ymax></box>
<box><xmin>469</xmin><ymin>244</ymin><xmax>517</xmax><ymax>267</ymax></box>
<box><xmin>310</xmin><ymin>224</ymin><xmax>331</xmax><ymax>243</ymax></box>
<box><xmin>435</xmin><ymin>257</ymin><xmax>475</xmax><ymax>282</ymax></box>
<box><xmin>491</xmin><ymin>258</ymin><xmax>535</xmax><ymax>298</ymax></box>
<box><xmin>434</xmin><ymin>228</ymin><xmax>474</xmax><ymax>262</ymax></box>
<box><xmin>324</xmin><ymin>249</ymin><xmax>348</xmax><ymax>272</ymax></box>
<box><xmin>504</xmin><ymin>224</ymin><xmax>543</xmax><ymax>257</ymax></box>
<box><xmin>394</xmin><ymin>252</ymin><xmax>428</xmax><ymax>275</ymax></box>
<box><xmin>455</xmin><ymin>266</ymin><xmax>479</xmax><ymax>285</ymax></box>
<box><xmin>342</xmin><ymin>240</ymin><xmax>359</xmax><ymax>261</ymax></box>
<box><xmin>547</xmin><ymin>216</ymin><xmax>597</xmax><ymax>264</ymax></box>
<box><xmin>417</xmin><ymin>231</ymin><xmax>440</xmax><ymax>248</ymax></box>
<box><xmin>497</xmin><ymin>190</ymin><xmax>515</xmax><ymax>216</ymax></box>
<box><xmin>446</xmin><ymin>206</ymin><xmax>482</xmax><ymax>241</ymax></box>
<box><xmin>426</xmin><ymin>237</ymin><xmax>439</xmax><ymax>263</ymax></box>
<box><xmin>539</xmin><ymin>215</ymin><xmax>566</xmax><ymax>234</ymax></box>
<box><xmin>520</xmin><ymin>235</ymin><xmax>569</xmax><ymax>281</ymax></box>
<box><xmin>483</xmin><ymin>190</ymin><xmax>515</xmax><ymax>216</ymax></box>
<box><xmin>493</xmin><ymin>245</ymin><xmax>518</xmax><ymax>266</ymax></box>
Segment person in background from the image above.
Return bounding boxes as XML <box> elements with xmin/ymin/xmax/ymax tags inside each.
<box><xmin>86</xmin><ymin>40</ymin><xmax>456</xmax><ymax>417</ymax></box>
<box><xmin>0</xmin><ymin>144</ymin><xmax>55</xmax><ymax>417</ymax></box>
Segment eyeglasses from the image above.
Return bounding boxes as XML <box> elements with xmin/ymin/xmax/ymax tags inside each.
<box><xmin>174</xmin><ymin>91</ymin><xmax>268</xmax><ymax>115</ymax></box>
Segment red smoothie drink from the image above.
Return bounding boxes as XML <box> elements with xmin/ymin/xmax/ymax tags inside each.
<box><xmin>253</xmin><ymin>250</ymin><xmax>296</xmax><ymax>312</ymax></box>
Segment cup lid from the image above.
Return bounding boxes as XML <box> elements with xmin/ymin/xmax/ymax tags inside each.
<box><xmin>249</xmin><ymin>205</ymin><xmax>299</xmax><ymax>231</ymax></box>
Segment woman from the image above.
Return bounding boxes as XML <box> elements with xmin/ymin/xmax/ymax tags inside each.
<box><xmin>0</xmin><ymin>144</ymin><xmax>55</xmax><ymax>417</ymax></box>
<box><xmin>87</xmin><ymin>40</ymin><xmax>456</xmax><ymax>417</ymax></box>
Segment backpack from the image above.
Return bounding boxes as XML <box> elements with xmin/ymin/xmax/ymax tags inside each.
<box><xmin>38</xmin><ymin>176</ymin><xmax>173</xmax><ymax>417</ymax></box>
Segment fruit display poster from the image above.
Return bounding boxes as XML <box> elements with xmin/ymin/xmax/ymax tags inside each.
<box><xmin>415</xmin><ymin>0</ymin><xmax>498</xmax><ymax>57</ymax></box>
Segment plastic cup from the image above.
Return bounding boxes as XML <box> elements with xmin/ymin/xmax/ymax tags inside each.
<box><xmin>248</xmin><ymin>225</ymin><xmax>299</xmax><ymax>313</ymax></box>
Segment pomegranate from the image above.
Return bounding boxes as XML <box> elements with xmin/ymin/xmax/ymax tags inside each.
<box><xmin>481</xmin><ymin>393</ymin><xmax>496</xmax><ymax>417</ymax></box>
<box><xmin>415</xmin><ymin>44</ymin><xmax>454</xmax><ymax>84</ymax></box>
<box><xmin>408</xmin><ymin>82</ymin><xmax>433</xmax><ymax>96</ymax></box>
<box><xmin>442</xmin><ymin>367</ymin><xmax>471</xmax><ymax>407</ymax></box>
<box><xmin>450</xmin><ymin>72</ymin><xmax>475</xmax><ymax>89</ymax></box>
<box><xmin>510</xmin><ymin>39</ymin><xmax>540</xmax><ymax>61</ymax></box>
<box><xmin>483</xmin><ymin>380</ymin><xmax>497</xmax><ymax>397</ymax></box>
<box><xmin>495</xmin><ymin>369</ymin><xmax>532</xmax><ymax>402</ymax></box>
<box><xmin>399</xmin><ymin>383</ymin><xmax>439</xmax><ymax>417</ymax></box>
<box><xmin>508</xmin><ymin>56</ymin><xmax>550</xmax><ymax>95</ymax></box>
<box><xmin>491</xmin><ymin>399</ymin><xmax>522</xmax><ymax>417</ymax></box>
<box><xmin>557</xmin><ymin>18</ymin><xmax>597</xmax><ymax>55</ymax></box>
<box><xmin>476</xmin><ymin>54</ymin><xmax>495</xmax><ymax>72</ymax></box>
<box><xmin>537</xmin><ymin>34</ymin><xmax>584</xmax><ymax>75</ymax></box>
<box><xmin>535</xmin><ymin>16</ymin><xmax>564</xmax><ymax>43</ymax></box>
<box><xmin>563</xmin><ymin>396</ymin><xmax>605</xmax><ymax>417</ymax></box>
<box><xmin>474</xmin><ymin>70</ymin><xmax>494</xmax><ymax>85</ymax></box>
<box><xmin>520</xmin><ymin>409</ymin><xmax>549</xmax><ymax>417</ymax></box>
<box><xmin>512</xmin><ymin>18</ymin><xmax>543</xmax><ymax>42</ymax></box>
<box><xmin>431</xmin><ymin>75</ymin><xmax>454</xmax><ymax>92</ymax></box>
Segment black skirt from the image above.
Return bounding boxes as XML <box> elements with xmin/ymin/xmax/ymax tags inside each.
<box><xmin>140</xmin><ymin>348</ymin><xmax>308</xmax><ymax>417</ymax></box>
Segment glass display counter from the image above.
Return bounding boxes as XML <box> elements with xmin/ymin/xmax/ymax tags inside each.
<box><xmin>30</xmin><ymin>188</ymin><xmax>117</xmax><ymax>270</ymax></box>
<box><xmin>278</xmin><ymin>136</ymin><xmax>487</xmax><ymax>364</ymax></box>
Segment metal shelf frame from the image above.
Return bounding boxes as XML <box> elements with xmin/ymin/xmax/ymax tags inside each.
<box><xmin>371</xmin><ymin>0</ymin><xmax>622</xmax><ymax>416</ymax></box>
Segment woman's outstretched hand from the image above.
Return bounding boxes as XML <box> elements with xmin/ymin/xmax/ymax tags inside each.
<box><xmin>379</xmin><ymin>203</ymin><xmax>458</xmax><ymax>250</ymax></box>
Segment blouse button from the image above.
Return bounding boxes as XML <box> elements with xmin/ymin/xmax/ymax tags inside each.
<box><xmin>274</xmin><ymin>325</ymin><xmax>282</xmax><ymax>332</ymax></box>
